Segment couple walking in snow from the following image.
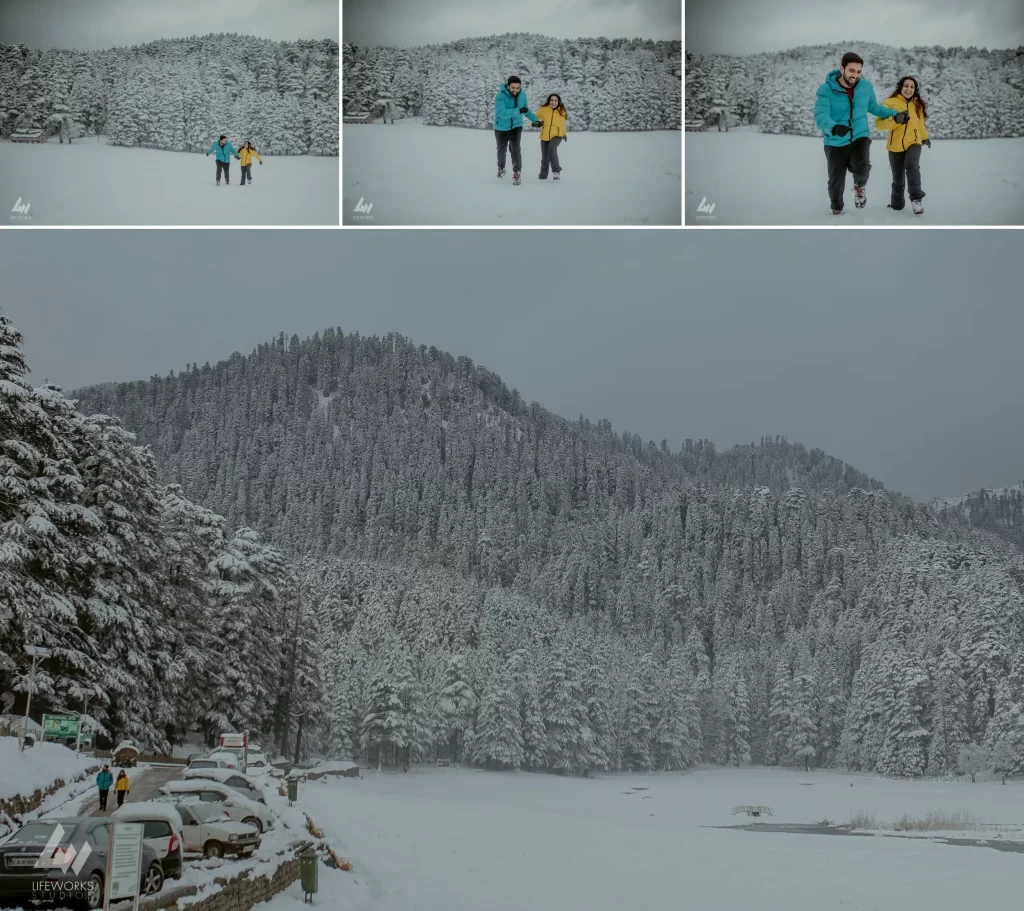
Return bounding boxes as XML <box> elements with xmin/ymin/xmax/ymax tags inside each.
<box><xmin>493</xmin><ymin>76</ymin><xmax>568</xmax><ymax>186</ymax></box>
<box><xmin>206</xmin><ymin>135</ymin><xmax>263</xmax><ymax>186</ymax></box>
<box><xmin>815</xmin><ymin>52</ymin><xmax>932</xmax><ymax>216</ymax></box>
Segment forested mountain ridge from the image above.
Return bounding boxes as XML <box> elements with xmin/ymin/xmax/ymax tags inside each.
<box><xmin>343</xmin><ymin>33</ymin><xmax>682</xmax><ymax>131</ymax></box>
<box><xmin>70</xmin><ymin>327</ymin><xmax>1024</xmax><ymax>779</ymax></box>
<box><xmin>931</xmin><ymin>483</ymin><xmax>1024</xmax><ymax>550</ymax></box>
<box><xmin>686</xmin><ymin>42</ymin><xmax>1024</xmax><ymax>139</ymax></box>
<box><xmin>0</xmin><ymin>33</ymin><xmax>339</xmax><ymax>154</ymax></box>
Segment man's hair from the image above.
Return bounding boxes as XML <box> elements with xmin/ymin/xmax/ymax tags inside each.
<box><xmin>219</xmin><ymin>134</ymin><xmax>227</xmax><ymax>140</ymax></box>
<box><xmin>507</xmin><ymin>75</ymin><xmax>521</xmax><ymax>86</ymax></box>
<box><xmin>841</xmin><ymin>52</ymin><xmax>864</xmax><ymax>69</ymax></box>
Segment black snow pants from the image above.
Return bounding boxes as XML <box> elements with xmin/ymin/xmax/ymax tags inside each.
<box><xmin>495</xmin><ymin>127</ymin><xmax>523</xmax><ymax>172</ymax></box>
<box><xmin>539</xmin><ymin>137</ymin><xmax>563</xmax><ymax>177</ymax></box>
<box><xmin>887</xmin><ymin>144</ymin><xmax>924</xmax><ymax>209</ymax></box>
<box><xmin>98</xmin><ymin>789</ymin><xmax>109</xmax><ymax>810</ymax></box>
<box><xmin>216</xmin><ymin>159</ymin><xmax>231</xmax><ymax>183</ymax></box>
<box><xmin>823</xmin><ymin>137</ymin><xmax>871</xmax><ymax>212</ymax></box>
<box><xmin>240</xmin><ymin>164</ymin><xmax>252</xmax><ymax>185</ymax></box>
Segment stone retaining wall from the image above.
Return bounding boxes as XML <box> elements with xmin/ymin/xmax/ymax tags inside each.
<box><xmin>0</xmin><ymin>765</ymin><xmax>101</xmax><ymax>818</ymax></box>
<box><xmin>140</xmin><ymin>857</ymin><xmax>301</xmax><ymax>911</ymax></box>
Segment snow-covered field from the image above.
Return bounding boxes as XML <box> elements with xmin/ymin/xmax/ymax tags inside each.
<box><xmin>0</xmin><ymin>139</ymin><xmax>339</xmax><ymax>226</ymax></box>
<box><xmin>261</xmin><ymin>766</ymin><xmax>1024</xmax><ymax>911</ymax></box>
<box><xmin>343</xmin><ymin>119</ymin><xmax>682</xmax><ymax>226</ymax></box>
<box><xmin>0</xmin><ymin>737</ymin><xmax>95</xmax><ymax>802</ymax></box>
<box><xmin>685</xmin><ymin>127</ymin><xmax>1024</xmax><ymax>225</ymax></box>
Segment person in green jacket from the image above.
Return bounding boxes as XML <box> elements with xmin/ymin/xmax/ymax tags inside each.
<box><xmin>206</xmin><ymin>135</ymin><xmax>241</xmax><ymax>185</ymax></box>
<box><xmin>96</xmin><ymin>765</ymin><xmax>113</xmax><ymax>811</ymax></box>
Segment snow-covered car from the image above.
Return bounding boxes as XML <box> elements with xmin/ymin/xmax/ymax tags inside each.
<box><xmin>110</xmin><ymin>802</ymin><xmax>184</xmax><ymax>879</ymax></box>
<box><xmin>185</xmin><ymin>755</ymin><xmax>234</xmax><ymax>772</ymax></box>
<box><xmin>245</xmin><ymin>748</ymin><xmax>267</xmax><ymax>770</ymax></box>
<box><xmin>206</xmin><ymin>750</ymin><xmax>240</xmax><ymax>769</ymax></box>
<box><xmin>183</xmin><ymin>767</ymin><xmax>266</xmax><ymax>804</ymax></box>
<box><xmin>9</xmin><ymin>129</ymin><xmax>45</xmax><ymax>143</ymax></box>
<box><xmin>113</xmin><ymin>740</ymin><xmax>140</xmax><ymax>767</ymax></box>
<box><xmin>158</xmin><ymin>781</ymin><xmax>274</xmax><ymax>832</ymax></box>
<box><xmin>172</xmin><ymin>802</ymin><xmax>262</xmax><ymax>859</ymax></box>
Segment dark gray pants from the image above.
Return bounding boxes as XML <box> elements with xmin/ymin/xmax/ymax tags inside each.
<box><xmin>823</xmin><ymin>137</ymin><xmax>871</xmax><ymax>211</ymax></box>
<box><xmin>887</xmin><ymin>144</ymin><xmax>924</xmax><ymax>209</ymax></box>
<box><xmin>240</xmin><ymin>164</ymin><xmax>252</xmax><ymax>185</ymax></box>
<box><xmin>495</xmin><ymin>128</ymin><xmax>522</xmax><ymax>171</ymax></box>
<box><xmin>216</xmin><ymin>159</ymin><xmax>230</xmax><ymax>182</ymax></box>
<box><xmin>539</xmin><ymin>137</ymin><xmax>562</xmax><ymax>177</ymax></box>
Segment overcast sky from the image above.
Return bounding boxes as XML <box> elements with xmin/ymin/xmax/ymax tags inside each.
<box><xmin>0</xmin><ymin>0</ymin><xmax>338</xmax><ymax>50</ymax></box>
<box><xmin>1</xmin><ymin>231</ymin><xmax>1021</xmax><ymax>503</ymax></box>
<box><xmin>343</xmin><ymin>0</ymin><xmax>680</xmax><ymax>46</ymax></box>
<box><xmin>687</xmin><ymin>0</ymin><xmax>1024</xmax><ymax>55</ymax></box>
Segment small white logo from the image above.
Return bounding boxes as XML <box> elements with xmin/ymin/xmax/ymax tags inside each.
<box><xmin>34</xmin><ymin>824</ymin><xmax>92</xmax><ymax>875</ymax></box>
<box><xmin>353</xmin><ymin>197</ymin><xmax>373</xmax><ymax>215</ymax></box>
<box><xmin>696</xmin><ymin>197</ymin><xmax>716</xmax><ymax>216</ymax></box>
<box><xmin>11</xmin><ymin>197</ymin><xmax>31</xmax><ymax>218</ymax></box>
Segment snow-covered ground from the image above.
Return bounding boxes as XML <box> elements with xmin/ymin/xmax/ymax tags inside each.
<box><xmin>0</xmin><ymin>737</ymin><xmax>96</xmax><ymax>802</ymax></box>
<box><xmin>259</xmin><ymin>766</ymin><xmax>1024</xmax><ymax>911</ymax></box>
<box><xmin>685</xmin><ymin>126</ymin><xmax>1024</xmax><ymax>225</ymax></box>
<box><xmin>0</xmin><ymin>138</ymin><xmax>338</xmax><ymax>226</ymax></box>
<box><xmin>343</xmin><ymin>119</ymin><xmax>682</xmax><ymax>226</ymax></box>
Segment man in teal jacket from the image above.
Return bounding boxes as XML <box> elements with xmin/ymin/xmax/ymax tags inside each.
<box><xmin>206</xmin><ymin>135</ymin><xmax>240</xmax><ymax>185</ymax></box>
<box><xmin>814</xmin><ymin>52</ymin><xmax>902</xmax><ymax>214</ymax></box>
<box><xmin>493</xmin><ymin>76</ymin><xmax>541</xmax><ymax>185</ymax></box>
<box><xmin>96</xmin><ymin>765</ymin><xmax>113</xmax><ymax>811</ymax></box>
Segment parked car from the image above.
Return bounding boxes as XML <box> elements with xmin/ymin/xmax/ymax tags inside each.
<box><xmin>113</xmin><ymin>740</ymin><xmax>140</xmax><ymax>768</ymax></box>
<box><xmin>110</xmin><ymin>802</ymin><xmax>184</xmax><ymax>879</ymax></box>
<box><xmin>172</xmin><ymin>802</ymin><xmax>262</xmax><ymax>859</ymax></box>
<box><xmin>158</xmin><ymin>781</ymin><xmax>274</xmax><ymax>832</ymax></box>
<box><xmin>183</xmin><ymin>767</ymin><xmax>266</xmax><ymax>804</ymax></box>
<box><xmin>206</xmin><ymin>750</ymin><xmax>240</xmax><ymax>769</ymax></box>
<box><xmin>245</xmin><ymin>748</ymin><xmax>267</xmax><ymax>770</ymax></box>
<box><xmin>0</xmin><ymin>816</ymin><xmax>164</xmax><ymax>909</ymax></box>
<box><xmin>9</xmin><ymin>129</ymin><xmax>45</xmax><ymax>143</ymax></box>
<box><xmin>185</xmin><ymin>756</ymin><xmax>234</xmax><ymax>772</ymax></box>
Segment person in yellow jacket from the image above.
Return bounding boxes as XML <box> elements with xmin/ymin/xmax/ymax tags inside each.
<box><xmin>875</xmin><ymin>76</ymin><xmax>930</xmax><ymax>215</ymax></box>
<box><xmin>114</xmin><ymin>770</ymin><xmax>130</xmax><ymax>808</ymax></box>
<box><xmin>533</xmin><ymin>94</ymin><xmax>568</xmax><ymax>180</ymax></box>
<box><xmin>238</xmin><ymin>141</ymin><xmax>263</xmax><ymax>186</ymax></box>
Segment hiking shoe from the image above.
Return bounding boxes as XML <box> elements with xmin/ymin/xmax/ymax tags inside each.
<box><xmin>497</xmin><ymin>167</ymin><xmax>506</xmax><ymax>178</ymax></box>
<box><xmin>553</xmin><ymin>172</ymin><xmax>560</xmax><ymax>180</ymax></box>
<box><xmin>854</xmin><ymin>185</ymin><xmax>866</xmax><ymax>208</ymax></box>
<box><xmin>911</xmin><ymin>199</ymin><xmax>924</xmax><ymax>215</ymax></box>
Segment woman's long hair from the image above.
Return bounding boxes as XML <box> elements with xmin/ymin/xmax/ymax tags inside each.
<box><xmin>887</xmin><ymin>76</ymin><xmax>928</xmax><ymax>120</ymax></box>
<box><xmin>545</xmin><ymin>94</ymin><xmax>567</xmax><ymax>116</ymax></box>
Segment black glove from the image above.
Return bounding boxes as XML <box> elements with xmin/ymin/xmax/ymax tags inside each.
<box><xmin>923</xmin><ymin>139</ymin><xmax>931</xmax><ymax>148</ymax></box>
<box><xmin>562</xmin><ymin>135</ymin><xmax>567</xmax><ymax>142</ymax></box>
<box><xmin>234</xmin><ymin>155</ymin><xmax>240</xmax><ymax>160</ymax></box>
<box><xmin>831</xmin><ymin>124</ymin><xmax>850</xmax><ymax>137</ymax></box>
<box><xmin>259</xmin><ymin>160</ymin><xmax>263</xmax><ymax>164</ymax></box>
<box><xmin>894</xmin><ymin>111</ymin><xmax>909</xmax><ymax>125</ymax></box>
<box><xmin>519</xmin><ymin>106</ymin><xmax>528</xmax><ymax>114</ymax></box>
<box><xmin>206</xmin><ymin>152</ymin><xmax>209</xmax><ymax>156</ymax></box>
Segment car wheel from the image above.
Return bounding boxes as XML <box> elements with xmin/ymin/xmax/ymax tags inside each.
<box><xmin>143</xmin><ymin>862</ymin><xmax>164</xmax><ymax>894</ymax></box>
<box><xmin>204</xmin><ymin>840</ymin><xmax>225</xmax><ymax>858</ymax></box>
<box><xmin>242</xmin><ymin>816</ymin><xmax>263</xmax><ymax>833</ymax></box>
<box><xmin>82</xmin><ymin>872</ymin><xmax>104</xmax><ymax>909</ymax></box>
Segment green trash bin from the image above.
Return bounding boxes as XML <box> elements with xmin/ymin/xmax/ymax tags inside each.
<box><xmin>287</xmin><ymin>777</ymin><xmax>298</xmax><ymax>805</ymax></box>
<box><xmin>300</xmin><ymin>849</ymin><xmax>318</xmax><ymax>903</ymax></box>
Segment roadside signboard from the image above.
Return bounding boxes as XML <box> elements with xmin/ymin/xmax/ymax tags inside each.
<box><xmin>104</xmin><ymin>823</ymin><xmax>144</xmax><ymax>911</ymax></box>
<box><xmin>42</xmin><ymin>714</ymin><xmax>79</xmax><ymax>740</ymax></box>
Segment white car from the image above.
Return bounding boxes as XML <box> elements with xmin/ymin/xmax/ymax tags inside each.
<box><xmin>245</xmin><ymin>749</ymin><xmax>268</xmax><ymax>770</ymax></box>
<box><xmin>158</xmin><ymin>780</ymin><xmax>275</xmax><ymax>832</ymax></box>
<box><xmin>183</xmin><ymin>767</ymin><xmax>266</xmax><ymax>804</ymax></box>
<box><xmin>207</xmin><ymin>750</ymin><xmax>240</xmax><ymax>769</ymax></box>
<box><xmin>110</xmin><ymin>802</ymin><xmax>185</xmax><ymax>879</ymax></box>
<box><xmin>185</xmin><ymin>756</ymin><xmax>234</xmax><ymax>772</ymax></box>
<box><xmin>172</xmin><ymin>802</ymin><xmax>262</xmax><ymax>859</ymax></box>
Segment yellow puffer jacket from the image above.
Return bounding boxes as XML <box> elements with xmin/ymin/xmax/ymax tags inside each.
<box><xmin>875</xmin><ymin>94</ymin><xmax>929</xmax><ymax>152</ymax></box>
<box><xmin>534</xmin><ymin>105</ymin><xmax>567</xmax><ymax>141</ymax></box>
<box><xmin>238</xmin><ymin>146</ymin><xmax>262</xmax><ymax>166</ymax></box>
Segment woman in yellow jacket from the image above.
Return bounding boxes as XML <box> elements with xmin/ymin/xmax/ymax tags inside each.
<box><xmin>114</xmin><ymin>770</ymin><xmax>130</xmax><ymax>808</ymax></box>
<box><xmin>875</xmin><ymin>76</ymin><xmax>930</xmax><ymax>215</ymax></box>
<box><xmin>533</xmin><ymin>94</ymin><xmax>567</xmax><ymax>180</ymax></box>
<box><xmin>238</xmin><ymin>141</ymin><xmax>262</xmax><ymax>186</ymax></box>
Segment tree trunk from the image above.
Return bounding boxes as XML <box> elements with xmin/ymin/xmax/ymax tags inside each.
<box><xmin>293</xmin><ymin>714</ymin><xmax>304</xmax><ymax>765</ymax></box>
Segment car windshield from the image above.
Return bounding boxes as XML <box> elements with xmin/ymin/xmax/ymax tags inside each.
<box><xmin>6</xmin><ymin>822</ymin><xmax>63</xmax><ymax>844</ymax></box>
<box><xmin>190</xmin><ymin>804</ymin><xmax>231</xmax><ymax>824</ymax></box>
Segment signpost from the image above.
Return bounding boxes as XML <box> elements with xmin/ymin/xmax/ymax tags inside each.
<box><xmin>104</xmin><ymin>823</ymin><xmax>144</xmax><ymax>911</ymax></box>
<box><xmin>42</xmin><ymin>714</ymin><xmax>80</xmax><ymax>741</ymax></box>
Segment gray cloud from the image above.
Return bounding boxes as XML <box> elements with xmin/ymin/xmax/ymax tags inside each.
<box><xmin>343</xmin><ymin>0</ymin><xmax>680</xmax><ymax>46</ymax></box>
<box><xmin>687</xmin><ymin>0</ymin><xmax>1024</xmax><ymax>55</ymax></box>
<box><xmin>1</xmin><ymin>230</ymin><xmax>1021</xmax><ymax>503</ymax></box>
<box><xmin>0</xmin><ymin>0</ymin><xmax>338</xmax><ymax>50</ymax></box>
